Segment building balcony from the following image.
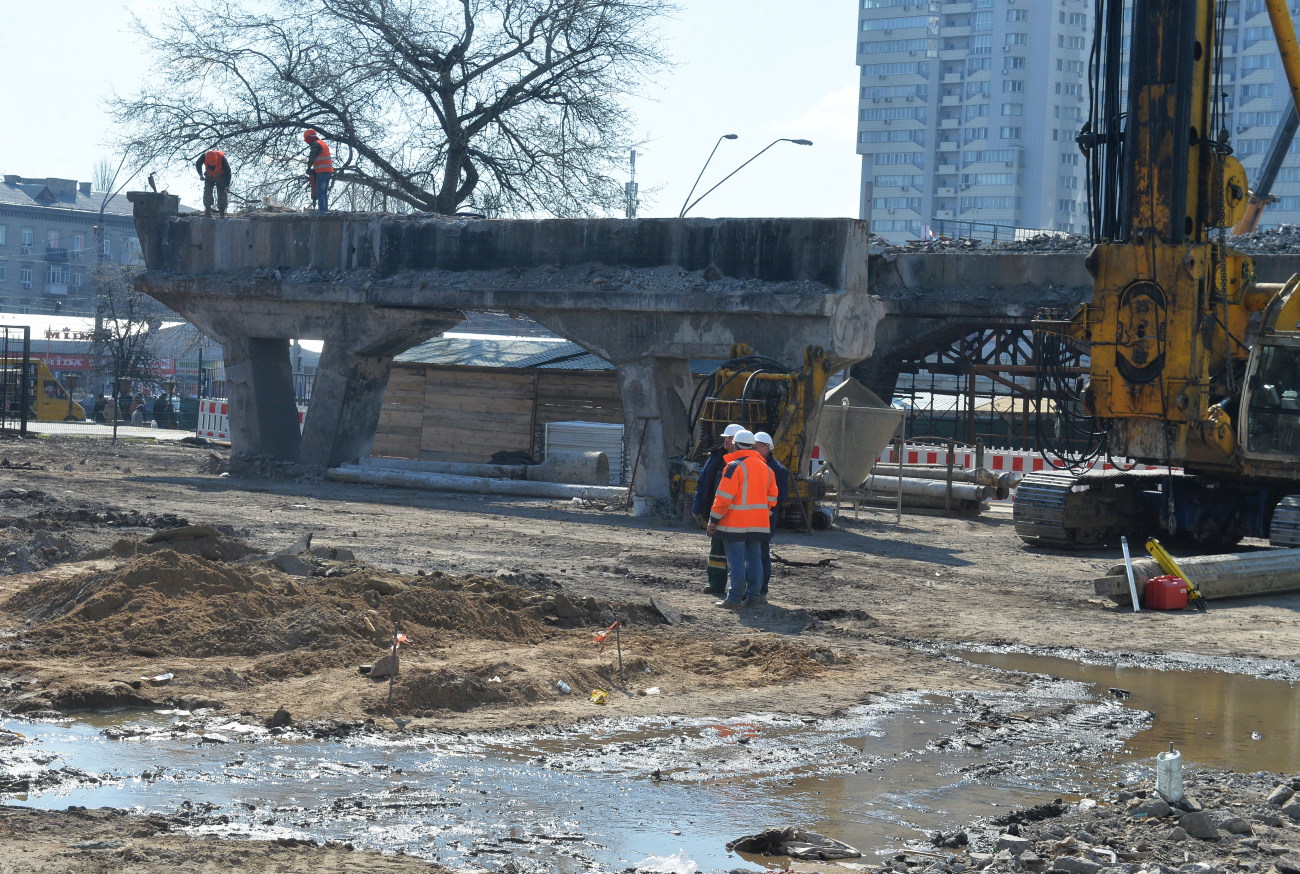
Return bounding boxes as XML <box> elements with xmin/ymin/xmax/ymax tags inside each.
<box><xmin>939</xmin><ymin>49</ymin><xmax>968</xmax><ymax>61</ymax></box>
<box><xmin>941</xmin><ymin>95</ymin><xmax>961</xmax><ymax>106</ymax></box>
<box><xmin>937</xmin><ymin>141</ymin><xmax>959</xmax><ymax>152</ymax></box>
<box><xmin>45</xmin><ymin>284</ymin><xmax>68</xmax><ymax>297</ymax></box>
<box><xmin>938</xmin><ymin>164</ymin><xmax>957</xmax><ymax>174</ymax></box>
<box><xmin>937</xmin><ymin>187</ymin><xmax>957</xmax><ymax>197</ymax></box>
<box><xmin>936</xmin><ymin>210</ymin><xmax>956</xmax><ymax>219</ymax></box>
<box><xmin>44</xmin><ymin>247</ymin><xmax>69</xmax><ymax>263</ymax></box>
<box><xmin>941</xmin><ymin>73</ymin><xmax>963</xmax><ymax>83</ymax></box>
<box><xmin>939</xmin><ymin>118</ymin><xmax>959</xmax><ymax>129</ymax></box>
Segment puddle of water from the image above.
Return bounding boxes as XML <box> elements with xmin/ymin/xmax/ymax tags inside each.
<box><xmin>4</xmin><ymin>651</ymin><xmax>1296</xmax><ymax>872</ymax></box>
<box><xmin>957</xmin><ymin>651</ymin><xmax>1300</xmax><ymax>773</ymax></box>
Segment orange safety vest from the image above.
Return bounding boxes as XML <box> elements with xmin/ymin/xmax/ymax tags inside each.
<box><xmin>203</xmin><ymin>150</ymin><xmax>225</xmax><ymax>178</ymax></box>
<box><xmin>310</xmin><ymin>139</ymin><xmax>334</xmax><ymax>173</ymax></box>
<box><xmin>709</xmin><ymin>449</ymin><xmax>777</xmax><ymax>537</ymax></box>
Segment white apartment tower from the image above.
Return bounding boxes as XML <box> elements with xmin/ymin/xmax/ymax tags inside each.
<box><xmin>857</xmin><ymin>0</ymin><xmax>1094</xmax><ymax>242</ymax></box>
<box><xmin>857</xmin><ymin>0</ymin><xmax>1300</xmax><ymax>242</ymax></box>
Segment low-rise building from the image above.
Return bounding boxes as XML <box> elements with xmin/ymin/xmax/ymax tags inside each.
<box><xmin>0</xmin><ymin>175</ymin><xmax>142</xmax><ymax>315</ymax></box>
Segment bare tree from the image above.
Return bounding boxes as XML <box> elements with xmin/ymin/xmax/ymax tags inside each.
<box><xmin>112</xmin><ymin>0</ymin><xmax>671</xmax><ymax>216</ymax></box>
<box><xmin>91</xmin><ymin>264</ymin><xmax>167</xmax><ymax>405</ymax></box>
<box><xmin>92</xmin><ymin>159</ymin><xmax>116</xmax><ymax>194</ymax></box>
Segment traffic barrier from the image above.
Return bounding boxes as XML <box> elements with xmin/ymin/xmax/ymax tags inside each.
<box><xmin>811</xmin><ymin>442</ymin><xmax>1165</xmax><ymax>478</ymax></box>
<box><xmin>195</xmin><ymin>398</ymin><xmax>305</xmax><ymax>441</ymax></box>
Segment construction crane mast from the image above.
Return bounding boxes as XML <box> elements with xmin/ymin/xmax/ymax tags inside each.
<box><xmin>1015</xmin><ymin>0</ymin><xmax>1300</xmax><ymax>549</ymax></box>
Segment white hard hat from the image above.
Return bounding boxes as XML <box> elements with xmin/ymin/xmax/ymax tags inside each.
<box><xmin>720</xmin><ymin>423</ymin><xmax>744</xmax><ymax>438</ymax></box>
<box><xmin>753</xmin><ymin>431</ymin><xmax>774</xmax><ymax>447</ymax></box>
<box><xmin>733</xmin><ymin>429</ymin><xmax>756</xmax><ymax>447</ymax></box>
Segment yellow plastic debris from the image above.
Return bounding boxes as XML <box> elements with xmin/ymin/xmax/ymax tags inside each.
<box><xmin>589</xmin><ymin>689</ymin><xmax>608</xmax><ymax>705</ymax></box>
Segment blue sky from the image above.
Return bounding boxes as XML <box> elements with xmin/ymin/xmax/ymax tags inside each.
<box><xmin>3</xmin><ymin>0</ymin><xmax>861</xmax><ymax>219</ymax></box>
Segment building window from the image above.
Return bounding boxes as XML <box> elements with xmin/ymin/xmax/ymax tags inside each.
<box><xmin>20</xmin><ymin>228</ymin><xmax>34</xmax><ymax>255</ymax></box>
<box><xmin>0</xmin><ymin>262</ymin><xmax>6</xmax><ymax>282</ymax></box>
<box><xmin>1005</xmin><ymin>32</ymin><xmax>1026</xmax><ymax>46</ymax></box>
<box><xmin>46</xmin><ymin>264</ymin><xmax>69</xmax><ymax>285</ymax></box>
<box><xmin>71</xmin><ymin>234</ymin><xmax>85</xmax><ymax>257</ymax></box>
<box><xmin>1003</xmin><ymin>80</ymin><xmax>1024</xmax><ymax>93</ymax></box>
<box><xmin>47</xmin><ymin>230</ymin><xmax>61</xmax><ymax>248</ymax></box>
<box><xmin>102</xmin><ymin>236</ymin><xmax>112</xmax><ymax>258</ymax></box>
<box><xmin>1004</xmin><ymin>56</ymin><xmax>1025</xmax><ymax>70</ymax></box>
<box><xmin>19</xmin><ymin>265</ymin><xmax>32</xmax><ymax>289</ymax></box>
<box><xmin>1000</xmin><ymin>126</ymin><xmax>1023</xmax><ymax>139</ymax></box>
<box><xmin>1007</xmin><ymin>9</ymin><xmax>1027</xmax><ymax>22</ymax></box>
<box><xmin>0</xmin><ymin>226</ymin><xmax>6</xmax><ymax>246</ymax></box>
<box><xmin>1001</xmin><ymin>103</ymin><xmax>1023</xmax><ymax>116</ymax></box>
<box><xmin>72</xmin><ymin>272</ymin><xmax>83</xmax><ymax>288</ymax></box>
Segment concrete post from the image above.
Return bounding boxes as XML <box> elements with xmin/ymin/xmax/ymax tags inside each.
<box><xmin>224</xmin><ymin>337</ymin><xmax>301</xmax><ymax>461</ymax></box>
<box><xmin>298</xmin><ymin>343</ymin><xmax>397</xmax><ymax>468</ymax></box>
<box><xmin>615</xmin><ymin>356</ymin><xmax>694</xmax><ymax>499</ymax></box>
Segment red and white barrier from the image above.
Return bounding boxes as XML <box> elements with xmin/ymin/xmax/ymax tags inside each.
<box><xmin>196</xmin><ymin>398</ymin><xmax>306</xmax><ymax>441</ymax></box>
<box><xmin>811</xmin><ymin>442</ymin><xmax>1163</xmax><ymax>478</ymax></box>
<box><xmin>197</xmin><ymin>399</ymin><xmax>229</xmax><ymax>439</ymax></box>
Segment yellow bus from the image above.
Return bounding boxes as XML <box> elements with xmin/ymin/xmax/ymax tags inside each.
<box><xmin>0</xmin><ymin>358</ymin><xmax>85</xmax><ymax>421</ymax></box>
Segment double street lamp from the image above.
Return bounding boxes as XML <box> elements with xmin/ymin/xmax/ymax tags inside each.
<box><xmin>679</xmin><ymin>137</ymin><xmax>814</xmax><ymax>218</ymax></box>
<box><xmin>679</xmin><ymin>134</ymin><xmax>738</xmax><ymax>218</ymax></box>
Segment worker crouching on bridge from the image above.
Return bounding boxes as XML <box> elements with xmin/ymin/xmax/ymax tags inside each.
<box><xmin>706</xmin><ymin>429</ymin><xmax>778</xmax><ymax>610</ymax></box>
<box><xmin>303</xmin><ymin>129</ymin><xmax>334</xmax><ymax>212</ymax></box>
<box><xmin>195</xmin><ymin>148</ymin><xmax>231</xmax><ymax>217</ymax></box>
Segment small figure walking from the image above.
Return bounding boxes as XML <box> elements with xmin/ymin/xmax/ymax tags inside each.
<box><xmin>195</xmin><ymin>148</ymin><xmax>231</xmax><ymax>217</ymax></box>
<box><xmin>303</xmin><ymin>129</ymin><xmax>334</xmax><ymax>212</ymax></box>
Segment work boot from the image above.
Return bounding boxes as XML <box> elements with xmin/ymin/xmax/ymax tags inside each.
<box><xmin>749</xmin><ymin>595</ymin><xmax>767</xmax><ymax>606</ymax></box>
<box><xmin>702</xmin><ymin>586</ymin><xmax>725</xmax><ymax>595</ymax></box>
<box><xmin>204</xmin><ymin>208</ymin><xmax>213</xmax><ymax>217</ymax></box>
<box><xmin>713</xmin><ymin>599</ymin><xmax>744</xmax><ymax>610</ymax></box>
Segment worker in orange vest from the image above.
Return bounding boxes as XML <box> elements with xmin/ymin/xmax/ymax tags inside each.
<box><xmin>706</xmin><ymin>429</ymin><xmax>778</xmax><ymax>609</ymax></box>
<box><xmin>194</xmin><ymin>148</ymin><xmax>231</xmax><ymax>217</ymax></box>
<box><xmin>303</xmin><ymin>129</ymin><xmax>335</xmax><ymax>212</ymax></box>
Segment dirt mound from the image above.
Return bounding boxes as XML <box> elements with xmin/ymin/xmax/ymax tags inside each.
<box><xmin>2</xmin><ymin>552</ymin><xmax>664</xmax><ymax>678</ymax></box>
<box><xmin>104</xmin><ymin>525</ymin><xmax>264</xmax><ymax>562</ymax></box>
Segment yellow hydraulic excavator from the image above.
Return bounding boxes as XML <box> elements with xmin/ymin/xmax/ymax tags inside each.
<box><xmin>672</xmin><ymin>344</ymin><xmax>831</xmax><ymax>529</ymax></box>
<box><xmin>1015</xmin><ymin>0</ymin><xmax>1300</xmax><ymax>549</ymax></box>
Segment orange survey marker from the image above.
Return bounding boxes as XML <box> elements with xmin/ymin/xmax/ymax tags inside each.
<box><xmin>593</xmin><ymin>620</ymin><xmax>623</xmax><ymax>653</ymax></box>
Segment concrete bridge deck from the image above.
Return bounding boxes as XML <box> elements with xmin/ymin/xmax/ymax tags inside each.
<box><xmin>129</xmin><ymin>193</ymin><xmax>881</xmax><ymax>498</ymax></box>
<box><xmin>129</xmin><ymin>191</ymin><xmax>1300</xmax><ymax>500</ymax></box>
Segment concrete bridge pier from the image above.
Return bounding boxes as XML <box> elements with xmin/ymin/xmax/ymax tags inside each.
<box><xmin>224</xmin><ymin>337</ymin><xmax>302</xmax><ymax>461</ymax></box>
<box><xmin>613</xmin><ymin>356</ymin><xmax>695</xmax><ymax>500</ymax></box>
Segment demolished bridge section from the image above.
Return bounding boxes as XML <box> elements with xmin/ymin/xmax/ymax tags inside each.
<box><xmin>128</xmin><ymin>193</ymin><xmax>883</xmax><ymax>499</ymax></box>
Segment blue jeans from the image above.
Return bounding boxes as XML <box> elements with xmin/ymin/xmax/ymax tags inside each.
<box><xmin>723</xmin><ymin>539</ymin><xmax>764</xmax><ymax>603</ymax></box>
<box><xmin>313</xmin><ymin>172</ymin><xmax>333</xmax><ymax>211</ymax></box>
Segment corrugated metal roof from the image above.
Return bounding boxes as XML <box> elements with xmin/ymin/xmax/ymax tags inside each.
<box><xmin>397</xmin><ymin>334</ymin><xmax>736</xmax><ymax>375</ymax></box>
<box><xmin>396</xmin><ymin>335</ymin><xmax>572</xmax><ymax>367</ymax></box>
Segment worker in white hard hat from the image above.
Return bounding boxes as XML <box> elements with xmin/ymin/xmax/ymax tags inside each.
<box><xmin>692</xmin><ymin>423</ymin><xmax>743</xmax><ymax>595</ymax></box>
<box><xmin>751</xmin><ymin>431</ymin><xmax>789</xmax><ymax>605</ymax></box>
<box><xmin>707</xmin><ymin>428</ymin><xmax>778</xmax><ymax>609</ymax></box>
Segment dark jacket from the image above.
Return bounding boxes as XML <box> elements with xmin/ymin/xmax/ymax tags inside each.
<box><xmin>692</xmin><ymin>447</ymin><xmax>727</xmax><ymax>515</ymax></box>
<box><xmin>764</xmin><ymin>455</ymin><xmax>790</xmax><ymax>534</ymax></box>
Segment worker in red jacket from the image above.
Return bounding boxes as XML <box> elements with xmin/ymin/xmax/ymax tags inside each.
<box><xmin>303</xmin><ymin>129</ymin><xmax>335</xmax><ymax>212</ymax></box>
<box><xmin>707</xmin><ymin>429</ymin><xmax>778</xmax><ymax>609</ymax></box>
<box><xmin>194</xmin><ymin>149</ymin><xmax>231</xmax><ymax>217</ymax></box>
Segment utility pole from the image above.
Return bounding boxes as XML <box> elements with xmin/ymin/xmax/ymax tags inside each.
<box><xmin>624</xmin><ymin>150</ymin><xmax>639</xmax><ymax>219</ymax></box>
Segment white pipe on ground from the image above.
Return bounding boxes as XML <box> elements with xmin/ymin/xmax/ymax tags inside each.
<box><xmin>327</xmin><ymin>464</ymin><xmax>628</xmax><ymax>501</ymax></box>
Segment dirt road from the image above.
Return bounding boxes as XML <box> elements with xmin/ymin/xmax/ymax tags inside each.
<box><xmin>0</xmin><ymin>435</ymin><xmax>1296</xmax><ymax>872</ymax></box>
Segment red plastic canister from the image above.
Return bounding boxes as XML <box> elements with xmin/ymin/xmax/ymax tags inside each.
<box><xmin>1143</xmin><ymin>574</ymin><xmax>1189</xmax><ymax>610</ymax></box>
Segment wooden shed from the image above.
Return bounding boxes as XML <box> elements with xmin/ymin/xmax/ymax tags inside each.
<box><xmin>372</xmin><ymin>337</ymin><xmax>626</xmax><ymax>465</ymax></box>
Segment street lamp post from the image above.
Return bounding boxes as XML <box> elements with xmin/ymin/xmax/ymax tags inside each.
<box><xmin>678</xmin><ymin>134</ymin><xmax>738</xmax><ymax>218</ymax></box>
<box><xmin>679</xmin><ymin>138</ymin><xmax>814</xmax><ymax>218</ymax></box>
<box><xmin>91</xmin><ymin>143</ymin><xmax>146</xmax><ymax>399</ymax></box>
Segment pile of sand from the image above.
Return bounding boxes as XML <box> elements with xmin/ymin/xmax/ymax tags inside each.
<box><xmin>3</xmin><ymin>550</ymin><xmax>661</xmax><ymax>677</ymax></box>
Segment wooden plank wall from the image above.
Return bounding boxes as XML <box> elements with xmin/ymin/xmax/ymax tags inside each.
<box><xmin>373</xmin><ymin>364</ymin><xmax>625</xmax><ymax>463</ymax></box>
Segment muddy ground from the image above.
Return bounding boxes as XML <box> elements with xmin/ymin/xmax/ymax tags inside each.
<box><xmin>0</xmin><ymin>435</ymin><xmax>1296</xmax><ymax>873</ymax></box>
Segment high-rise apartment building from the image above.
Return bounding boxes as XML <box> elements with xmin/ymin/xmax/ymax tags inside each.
<box><xmin>857</xmin><ymin>0</ymin><xmax>1300</xmax><ymax>242</ymax></box>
